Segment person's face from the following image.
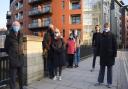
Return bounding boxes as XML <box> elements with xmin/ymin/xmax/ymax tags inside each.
<box><xmin>95</xmin><ymin>26</ymin><xmax>100</xmax><ymax>32</ymax></box>
<box><xmin>12</xmin><ymin>21</ymin><xmax>21</xmax><ymax>33</ymax></box>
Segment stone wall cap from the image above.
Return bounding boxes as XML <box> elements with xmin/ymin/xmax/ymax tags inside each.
<box><xmin>24</xmin><ymin>35</ymin><xmax>43</xmax><ymax>42</ymax></box>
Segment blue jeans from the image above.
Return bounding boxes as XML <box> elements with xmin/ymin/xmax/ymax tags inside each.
<box><xmin>74</xmin><ymin>47</ymin><xmax>80</xmax><ymax>65</ymax></box>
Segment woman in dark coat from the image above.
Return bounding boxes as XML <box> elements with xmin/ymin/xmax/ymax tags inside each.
<box><xmin>95</xmin><ymin>23</ymin><xmax>117</xmax><ymax>88</ymax></box>
<box><xmin>52</xmin><ymin>28</ymin><xmax>65</xmax><ymax>81</ymax></box>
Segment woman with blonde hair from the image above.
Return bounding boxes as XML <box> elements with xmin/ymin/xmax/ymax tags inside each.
<box><xmin>52</xmin><ymin>28</ymin><xmax>65</xmax><ymax>81</ymax></box>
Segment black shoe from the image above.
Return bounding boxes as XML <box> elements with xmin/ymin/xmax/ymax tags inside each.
<box><xmin>94</xmin><ymin>82</ymin><xmax>102</xmax><ymax>86</ymax></box>
<box><xmin>74</xmin><ymin>65</ymin><xmax>79</xmax><ymax>68</ymax></box>
<box><xmin>90</xmin><ymin>68</ymin><xmax>95</xmax><ymax>72</ymax></box>
<box><xmin>67</xmin><ymin>65</ymin><xmax>70</xmax><ymax>68</ymax></box>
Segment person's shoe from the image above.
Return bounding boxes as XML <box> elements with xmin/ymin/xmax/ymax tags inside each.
<box><xmin>90</xmin><ymin>68</ymin><xmax>95</xmax><ymax>72</ymax></box>
<box><xmin>67</xmin><ymin>65</ymin><xmax>70</xmax><ymax>68</ymax></box>
<box><xmin>74</xmin><ymin>65</ymin><xmax>79</xmax><ymax>68</ymax></box>
<box><xmin>107</xmin><ymin>84</ymin><xmax>112</xmax><ymax>88</ymax></box>
<box><xmin>94</xmin><ymin>82</ymin><xmax>101</xmax><ymax>86</ymax></box>
<box><xmin>53</xmin><ymin>76</ymin><xmax>57</xmax><ymax>80</ymax></box>
<box><xmin>58</xmin><ymin>76</ymin><xmax>62</xmax><ymax>81</ymax></box>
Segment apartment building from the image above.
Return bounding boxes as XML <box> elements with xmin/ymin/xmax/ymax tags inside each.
<box><xmin>7</xmin><ymin>0</ymin><xmax>82</xmax><ymax>42</ymax></box>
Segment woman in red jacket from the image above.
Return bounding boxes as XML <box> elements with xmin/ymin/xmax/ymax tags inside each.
<box><xmin>67</xmin><ymin>33</ymin><xmax>76</xmax><ymax>68</ymax></box>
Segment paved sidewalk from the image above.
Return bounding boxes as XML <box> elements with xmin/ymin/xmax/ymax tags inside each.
<box><xmin>27</xmin><ymin>56</ymin><xmax>119</xmax><ymax>89</ymax></box>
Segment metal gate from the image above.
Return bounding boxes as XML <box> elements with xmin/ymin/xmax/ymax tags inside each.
<box><xmin>0</xmin><ymin>31</ymin><xmax>9</xmax><ymax>88</ymax></box>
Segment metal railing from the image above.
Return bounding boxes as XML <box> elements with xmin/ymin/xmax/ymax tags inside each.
<box><xmin>29</xmin><ymin>21</ymin><xmax>50</xmax><ymax>29</ymax></box>
<box><xmin>29</xmin><ymin>7</ymin><xmax>52</xmax><ymax>16</ymax></box>
<box><xmin>0</xmin><ymin>52</ymin><xmax>9</xmax><ymax>87</ymax></box>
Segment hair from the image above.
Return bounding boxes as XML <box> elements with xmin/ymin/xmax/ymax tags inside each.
<box><xmin>104</xmin><ymin>23</ymin><xmax>110</xmax><ymax>28</ymax></box>
<box><xmin>12</xmin><ymin>21</ymin><xmax>20</xmax><ymax>26</ymax></box>
<box><xmin>95</xmin><ymin>25</ymin><xmax>99</xmax><ymax>29</ymax></box>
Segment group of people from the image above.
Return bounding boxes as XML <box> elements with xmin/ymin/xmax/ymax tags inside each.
<box><xmin>4</xmin><ymin>20</ymin><xmax>117</xmax><ymax>89</ymax></box>
<box><xmin>42</xmin><ymin>24</ymin><xmax>81</xmax><ymax>81</ymax></box>
<box><xmin>91</xmin><ymin>23</ymin><xmax>117</xmax><ymax>88</ymax></box>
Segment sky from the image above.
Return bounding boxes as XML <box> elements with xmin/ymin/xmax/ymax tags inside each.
<box><xmin>0</xmin><ymin>0</ymin><xmax>128</xmax><ymax>29</ymax></box>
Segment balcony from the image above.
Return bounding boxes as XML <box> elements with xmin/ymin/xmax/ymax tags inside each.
<box><xmin>29</xmin><ymin>7</ymin><xmax>52</xmax><ymax>17</ymax></box>
<box><xmin>6</xmin><ymin>20</ymin><xmax>12</xmax><ymax>29</ymax></box>
<box><xmin>29</xmin><ymin>22</ymin><xmax>50</xmax><ymax>30</ymax></box>
<box><xmin>29</xmin><ymin>0</ymin><xmax>52</xmax><ymax>5</ymax></box>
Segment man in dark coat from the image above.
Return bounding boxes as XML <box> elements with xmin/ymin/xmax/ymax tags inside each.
<box><xmin>91</xmin><ymin>25</ymin><xmax>101</xmax><ymax>72</ymax></box>
<box><xmin>43</xmin><ymin>24</ymin><xmax>55</xmax><ymax>79</ymax></box>
<box><xmin>95</xmin><ymin>23</ymin><xmax>117</xmax><ymax>88</ymax></box>
<box><xmin>4</xmin><ymin>21</ymin><xmax>24</xmax><ymax>89</ymax></box>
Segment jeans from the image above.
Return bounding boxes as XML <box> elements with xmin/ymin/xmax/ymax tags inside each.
<box><xmin>98</xmin><ymin>65</ymin><xmax>113</xmax><ymax>84</ymax></box>
<box><xmin>74</xmin><ymin>47</ymin><xmax>80</xmax><ymax>66</ymax></box>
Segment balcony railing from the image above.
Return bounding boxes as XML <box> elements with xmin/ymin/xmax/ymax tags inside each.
<box><xmin>29</xmin><ymin>7</ymin><xmax>52</xmax><ymax>16</ymax></box>
<box><xmin>29</xmin><ymin>0</ymin><xmax>52</xmax><ymax>4</ymax></box>
<box><xmin>29</xmin><ymin>0</ymin><xmax>42</xmax><ymax>4</ymax></box>
<box><xmin>29</xmin><ymin>22</ymin><xmax>50</xmax><ymax>29</ymax></box>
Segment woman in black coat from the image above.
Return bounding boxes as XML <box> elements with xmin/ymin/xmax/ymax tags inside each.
<box><xmin>52</xmin><ymin>28</ymin><xmax>65</xmax><ymax>81</ymax></box>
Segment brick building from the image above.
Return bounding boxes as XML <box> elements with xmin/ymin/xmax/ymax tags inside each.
<box><xmin>7</xmin><ymin>0</ymin><xmax>82</xmax><ymax>41</ymax></box>
<box><xmin>121</xmin><ymin>6</ymin><xmax>128</xmax><ymax>48</ymax></box>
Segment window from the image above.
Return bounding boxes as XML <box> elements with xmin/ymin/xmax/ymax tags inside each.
<box><xmin>15</xmin><ymin>1</ymin><xmax>23</xmax><ymax>10</ymax></box>
<box><xmin>43</xmin><ymin>4</ymin><xmax>51</xmax><ymax>12</ymax></box>
<box><xmin>19</xmin><ymin>11</ymin><xmax>23</xmax><ymax>19</ymax></box>
<box><xmin>62</xmin><ymin>29</ymin><xmax>65</xmax><ymax>37</ymax></box>
<box><xmin>43</xmin><ymin>17</ymin><xmax>51</xmax><ymax>26</ymax></box>
<box><xmin>32</xmin><ymin>19</ymin><xmax>38</xmax><ymax>23</ymax></box>
<box><xmin>62</xmin><ymin>15</ymin><xmax>65</xmax><ymax>24</ymax></box>
<box><xmin>71</xmin><ymin>14</ymin><xmax>81</xmax><ymax>24</ymax></box>
<box><xmin>15</xmin><ymin>3</ymin><xmax>18</xmax><ymax>9</ymax></box>
<box><xmin>62</xmin><ymin>1</ymin><xmax>65</xmax><ymax>9</ymax></box>
<box><xmin>71</xmin><ymin>2</ymin><xmax>80</xmax><ymax>10</ymax></box>
<box><xmin>15</xmin><ymin>13</ymin><xmax>19</xmax><ymax>20</ymax></box>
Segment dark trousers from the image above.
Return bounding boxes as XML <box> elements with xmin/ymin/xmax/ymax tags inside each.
<box><xmin>68</xmin><ymin>54</ymin><xmax>74</xmax><ymax>67</ymax></box>
<box><xmin>43</xmin><ymin>55</ymin><xmax>48</xmax><ymax>76</ymax></box>
<box><xmin>54</xmin><ymin>66</ymin><xmax>62</xmax><ymax>76</ymax></box>
<box><xmin>92</xmin><ymin>54</ymin><xmax>97</xmax><ymax>68</ymax></box>
<box><xmin>47</xmin><ymin>50</ymin><xmax>54</xmax><ymax>79</ymax></box>
<box><xmin>9</xmin><ymin>67</ymin><xmax>23</xmax><ymax>89</ymax></box>
<box><xmin>98</xmin><ymin>65</ymin><xmax>113</xmax><ymax>84</ymax></box>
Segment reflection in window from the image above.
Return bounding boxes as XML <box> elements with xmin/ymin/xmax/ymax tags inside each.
<box><xmin>43</xmin><ymin>17</ymin><xmax>51</xmax><ymax>26</ymax></box>
<box><xmin>71</xmin><ymin>2</ymin><xmax>80</xmax><ymax>10</ymax></box>
<box><xmin>71</xmin><ymin>14</ymin><xmax>81</xmax><ymax>24</ymax></box>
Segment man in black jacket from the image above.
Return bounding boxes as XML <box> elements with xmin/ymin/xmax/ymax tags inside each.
<box><xmin>95</xmin><ymin>23</ymin><xmax>117</xmax><ymax>88</ymax></box>
<box><xmin>43</xmin><ymin>24</ymin><xmax>55</xmax><ymax>79</ymax></box>
<box><xmin>91</xmin><ymin>25</ymin><xmax>101</xmax><ymax>72</ymax></box>
<box><xmin>4</xmin><ymin>21</ymin><xmax>24</xmax><ymax>89</ymax></box>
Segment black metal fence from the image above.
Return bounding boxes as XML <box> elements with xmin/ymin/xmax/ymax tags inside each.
<box><xmin>80</xmin><ymin>45</ymin><xmax>93</xmax><ymax>59</ymax></box>
<box><xmin>0</xmin><ymin>52</ymin><xmax>9</xmax><ymax>87</ymax></box>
